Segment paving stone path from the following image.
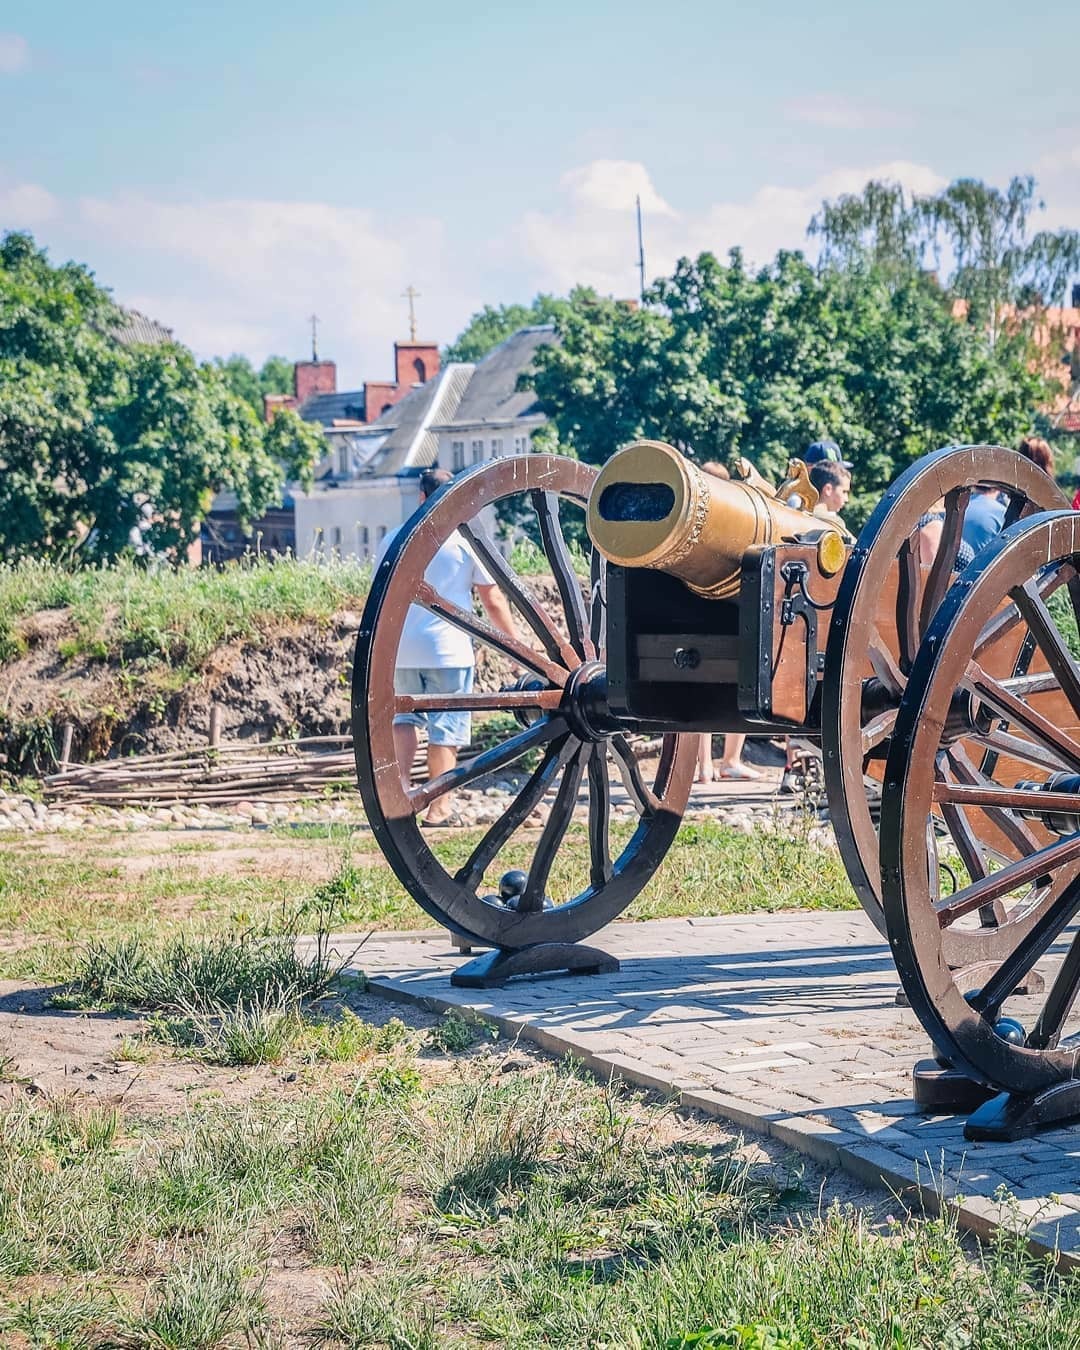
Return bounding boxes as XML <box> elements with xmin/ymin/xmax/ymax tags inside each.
<box><xmin>320</xmin><ymin>909</ymin><xmax>1080</xmax><ymax>1268</ymax></box>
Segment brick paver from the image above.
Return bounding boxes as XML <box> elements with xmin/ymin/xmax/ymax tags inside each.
<box><xmin>312</xmin><ymin>910</ymin><xmax>1080</xmax><ymax>1267</ymax></box>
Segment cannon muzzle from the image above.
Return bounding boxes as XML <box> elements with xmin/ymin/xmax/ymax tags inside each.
<box><xmin>587</xmin><ymin>440</ymin><xmax>844</xmax><ymax>599</ymax></box>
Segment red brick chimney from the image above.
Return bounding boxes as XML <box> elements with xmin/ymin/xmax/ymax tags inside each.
<box><xmin>294</xmin><ymin>360</ymin><xmax>337</xmax><ymax>405</ymax></box>
<box><xmin>393</xmin><ymin>342</ymin><xmax>440</xmax><ymax>389</ymax></box>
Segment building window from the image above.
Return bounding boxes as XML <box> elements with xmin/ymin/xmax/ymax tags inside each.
<box><xmin>413</xmin><ymin>357</ymin><xmax>426</xmax><ymax>382</ymax></box>
<box><xmin>358</xmin><ymin>525</ymin><xmax>369</xmax><ymax>558</ymax></box>
<box><xmin>451</xmin><ymin>441</ymin><xmax>465</xmax><ymax>470</ymax></box>
<box><xmin>331</xmin><ymin>526</ymin><xmax>342</xmax><ymax>558</ymax></box>
<box><xmin>377</xmin><ymin>525</ymin><xmax>387</xmax><ymax>542</ymax></box>
<box><xmin>513</xmin><ymin>434</ymin><xmax>529</xmax><ymax>455</ymax></box>
<box><xmin>490</xmin><ymin>438</ymin><xmax>503</xmax><ymax>458</ymax></box>
<box><xmin>471</xmin><ymin>439</ymin><xmax>483</xmax><ymax>464</ymax></box>
<box><xmin>338</xmin><ymin>445</ymin><xmax>349</xmax><ymax>476</ymax></box>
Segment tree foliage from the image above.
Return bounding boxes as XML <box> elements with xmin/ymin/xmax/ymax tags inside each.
<box><xmin>211</xmin><ymin>352</ymin><xmax>294</xmax><ymax>413</ymax></box>
<box><xmin>443</xmin><ymin>294</ymin><xmax>574</xmax><ymax>363</ymax></box>
<box><xmin>0</xmin><ymin>232</ymin><xmax>324</xmax><ymax>563</ymax></box>
<box><xmin>811</xmin><ymin>175</ymin><xmax>1080</xmax><ymax>337</ymax></box>
<box><xmin>528</xmin><ymin>248</ymin><xmax>1051</xmax><ymax>524</ymax></box>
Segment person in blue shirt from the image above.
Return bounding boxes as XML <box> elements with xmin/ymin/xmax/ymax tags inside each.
<box><xmin>960</xmin><ymin>486</ymin><xmax>1007</xmax><ymax>557</ymax></box>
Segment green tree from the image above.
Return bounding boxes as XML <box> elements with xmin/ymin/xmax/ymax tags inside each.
<box><xmin>811</xmin><ymin>175</ymin><xmax>1080</xmax><ymax>339</ymax></box>
<box><xmin>0</xmin><ymin>232</ymin><xmax>323</xmax><ymax>562</ymax></box>
<box><xmin>211</xmin><ymin>352</ymin><xmax>294</xmax><ymax>413</ymax></box>
<box><xmin>443</xmin><ymin>294</ymin><xmax>573</xmax><ymax>363</ymax></box>
<box><xmin>528</xmin><ymin>249</ymin><xmax>1050</xmax><ymax>526</ymax></box>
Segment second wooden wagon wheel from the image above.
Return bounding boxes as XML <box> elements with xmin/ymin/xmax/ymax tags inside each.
<box><xmin>821</xmin><ymin>444</ymin><xmax>1066</xmax><ymax>950</ymax></box>
<box><xmin>352</xmin><ymin>455</ymin><xmax>694</xmax><ymax>971</ymax></box>
<box><xmin>881</xmin><ymin>510</ymin><xmax>1080</xmax><ymax>1139</ymax></box>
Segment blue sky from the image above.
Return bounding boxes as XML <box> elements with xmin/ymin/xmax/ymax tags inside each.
<box><xmin>2</xmin><ymin>0</ymin><xmax>1077</xmax><ymax>385</ymax></box>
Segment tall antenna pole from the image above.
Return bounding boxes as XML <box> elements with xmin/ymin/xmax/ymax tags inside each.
<box><xmin>309</xmin><ymin>313</ymin><xmax>319</xmax><ymax>361</ymax></box>
<box><xmin>636</xmin><ymin>195</ymin><xmax>646</xmax><ymax>303</ymax></box>
<box><xmin>402</xmin><ymin>285</ymin><xmax>420</xmax><ymax>342</ymax></box>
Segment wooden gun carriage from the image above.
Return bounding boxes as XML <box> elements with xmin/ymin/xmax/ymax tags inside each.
<box><xmin>352</xmin><ymin>442</ymin><xmax>1080</xmax><ymax>1140</ymax></box>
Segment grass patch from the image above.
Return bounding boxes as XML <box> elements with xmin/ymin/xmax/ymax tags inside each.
<box><xmin>1</xmin><ymin>1050</ymin><xmax>1079</xmax><ymax>1344</ymax></box>
<box><xmin>0</xmin><ymin>816</ymin><xmax>855</xmax><ymax>981</ymax></box>
<box><xmin>0</xmin><ymin>553</ymin><xmax>371</xmax><ymax>671</ymax></box>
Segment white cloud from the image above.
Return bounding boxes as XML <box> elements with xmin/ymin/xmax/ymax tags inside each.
<box><xmin>0</xmin><ymin>180</ymin><xmax>58</xmax><ymax>227</ymax></box>
<box><xmin>559</xmin><ymin>160</ymin><xmax>675</xmax><ymax>216</ymax></box>
<box><xmin>517</xmin><ymin>158</ymin><xmax>947</xmax><ymax>295</ymax></box>
<box><xmin>783</xmin><ymin>92</ymin><xmax>903</xmax><ymax>131</ymax></box>
<box><xmin>0</xmin><ymin>33</ymin><xmax>29</xmax><ymax>75</ymax></box>
<box><xmin>1035</xmin><ymin>140</ymin><xmax>1080</xmax><ymax>231</ymax></box>
<box><xmin>74</xmin><ymin>194</ymin><xmax>467</xmax><ymax>373</ymax></box>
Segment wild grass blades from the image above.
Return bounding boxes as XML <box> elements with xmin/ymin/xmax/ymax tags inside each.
<box><xmin>0</xmin><ymin>553</ymin><xmax>372</xmax><ymax>672</ymax></box>
<box><xmin>126</xmin><ymin>1247</ymin><xmax>270</xmax><ymax>1349</ymax></box>
<box><xmin>4</xmin><ymin>1063</ymin><xmax>1080</xmax><ymax>1345</ymax></box>
<box><xmin>65</xmin><ymin>921</ymin><xmax>338</xmax><ymax>1015</ymax></box>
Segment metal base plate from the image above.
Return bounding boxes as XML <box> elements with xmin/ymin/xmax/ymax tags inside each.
<box><xmin>965</xmin><ymin>1078</ymin><xmax>1080</xmax><ymax>1142</ymax></box>
<box><xmin>912</xmin><ymin>1058</ymin><xmax>996</xmax><ymax>1114</ymax></box>
<box><xmin>450</xmin><ymin>943</ymin><xmax>619</xmax><ymax>989</ymax></box>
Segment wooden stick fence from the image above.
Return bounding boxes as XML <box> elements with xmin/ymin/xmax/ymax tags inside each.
<box><xmin>42</xmin><ymin>727</ymin><xmax>663</xmax><ymax>809</ymax></box>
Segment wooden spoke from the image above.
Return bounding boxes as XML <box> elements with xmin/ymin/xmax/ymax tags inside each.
<box><xmin>935</xmin><ymin>782</ymin><xmax>1080</xmax><ymax>816</ymax></box>
<box><xmin>1011</xmin><ymin>578</ymin><xmax>1080</xmax><ymax>719</ymax></box>
<box><xmin>867</xmin><ymin>628</ymin><xmax>906</xmax><ymax>698</ymax></box>
<box><xmin>861</xmin><ymin>707</ymin><xmax>897</xmax><ymax>756</ymax></box>
<box><xmin>920</xmin><ymin>485</ymin><xmax>971</xmax><ymax>635</ymax></box>
<box><xmin>969</xmin><ymin>726</ymin><xmax>1074</xmax><ymax>776</ymax></box>
<box><xmin>1000</xmin><ymin>671</ymin><xmax>1061</xmax><ymax>699</ymax></box>
<box><xmin>935</xmin><ymin>780</ymin><xmax>990</xmax><ymax>885</ymax></box>
<box><xmin>532</xmin><ymin>490</ymin><xmax>593</xmax><ymax>661</ymax></box>
<box><xmin>415</xmin><ymin>581</ymin><xmax>567</xmax><ymax>687</ymax></box>
<box><xmin>410</xmin><ymin>716</ymin><xmax>566</xmax><ymax>813</ymax></box>
<box><xmin>1029</xmin><ymin>923</ymin><xmax>1080</xmax><ymax>1050</ymax></box>
<box><xmin>964</xmin><ymin>660</ymin><xmax>1080</xmax><ymax>773</ymax></box>
<box><xmin>945</xmin><ymin>744</ymin><xmax>1040</xmax><ymax>858</ymax></box>
<box><xmin>453</xmin><ymin>735</ymin><xmax>578</xmax><ymax>892</ymax></box>
<box><xmin>611</xmin><ymin>735</ymin><xmax>659</xmax><ymax>817</ymax></box>
<box><xmin>933</xmin><ymin>830</ymin><xmax>1080</xmax><ymax>927</ymax></box>
<box><xmin>458</xmin><ymin>521</ymin><xmax>579</xmax><ymax>670</ymax></box>
<box><xmin>518</xmin><ymin>743</ymin><xmax>588</xmax><ymax>912</ymax></box>
<box><xmin>896</xmin><ymin>537</ymin><xmax>921</xmax><ymax>673</ymax></box>
<box><xmin>970</xmin><ymin>874</ymin><xmax>1080</xmax><ymax>1017</ymax></box>
<box><xmin>974</xmin><ymin>566</ymin><xmax>1067</xmax><ymax>657</ymax></box>
<box><xmin>587</xmin><ymin>743</ymin><xmax>613</xmax><ymax>887</ymax></box>
<box><xmin>396</xmin><ymin>689</ymin><xmax>563</xmax><ymax>715</ymax></box>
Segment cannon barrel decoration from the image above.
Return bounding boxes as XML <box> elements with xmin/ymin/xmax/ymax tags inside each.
<box><xmin>587</xmin><ymin>439</ymin><xmax>846</xmax><ymax>599</ymax></box>
<box><xmin>352</xmin><ymin>439</ymin><xmax>1080</xmax><ymax>1139</ymax></box>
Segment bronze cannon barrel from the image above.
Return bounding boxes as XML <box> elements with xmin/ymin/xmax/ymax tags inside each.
<box><xmin>586</xmin><ymin>439</ymin><xmax>844</xmax><ymax>599</ymax></box>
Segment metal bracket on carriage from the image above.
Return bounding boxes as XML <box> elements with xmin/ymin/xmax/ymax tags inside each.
<box><xmin>450</xmin><ymin>942</ymin><xmax>619</xmax><ymax>989</ymax></box>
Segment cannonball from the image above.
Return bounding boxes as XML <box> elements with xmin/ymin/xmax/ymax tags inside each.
<box><xmin>499</xmin><ymin>870</ymin><xmax>528</xmax><ymax>901</ymax></box>
<box><xmin>993</xmin><ymin>1017</ymin><xmax>1027</xmax><ymax>1046</ymax></box>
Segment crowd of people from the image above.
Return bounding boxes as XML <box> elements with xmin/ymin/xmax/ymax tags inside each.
<box><xmin>386</xmin><ymin>438</ymin><xmax>1063</xmax><ymax>817</ymax></box>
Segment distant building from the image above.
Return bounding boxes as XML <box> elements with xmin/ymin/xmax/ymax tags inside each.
<box><xmin>203</xmin><ymin>334</ymin><xmax>441</xmax><ymax>563</ymax></box>
<box><xmin>112</xmin><ymin>309</ymin><xmax>174</xmax><ymax>347</ymax></box>
<box><xmin>292</xmin><ymin>325</ymin><xmax>556</xmax><ymax>559</ymax></box>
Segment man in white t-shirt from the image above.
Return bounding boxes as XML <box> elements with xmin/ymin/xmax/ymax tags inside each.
<box><xmin>376</xmin><ymin>468</ymin><xmax>517</xmax><ymax>825</ymax></box>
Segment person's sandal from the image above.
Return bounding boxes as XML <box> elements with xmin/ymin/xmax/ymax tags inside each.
<box><xmin>716</xmin><ymin>763</ymin><xmax>761</xmax><ymax>781</ymax></box>
<box><xmin>420</xmin><ymin>811</ymin><xmax>467</xmax><ymax>828</ymax></box>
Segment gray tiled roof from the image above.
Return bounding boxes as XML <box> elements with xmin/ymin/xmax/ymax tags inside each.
<box><xmin>373</xmin><ymin>363</ymin><xmax>475</xmax><ymax>475</ymax></box>
<box><xmin>437</xmin><ymin>325</ymin><xmax>555</xmax><ymax>428</ymax></box>
<box><xmin>298</xmin><ymin>390</ymin><xmax>369</xmax><ymax>424</ymax></box>
<box><xmin>112</xmin><ymin>309</ymin><xmax>173</xmax><ymax>347</ymax></box>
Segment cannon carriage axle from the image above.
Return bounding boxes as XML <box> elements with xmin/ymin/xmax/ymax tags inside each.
<box><xmin>352</xmin><ymin>441</ymin><xmax>1080</xmax><ymax>1139</ymax></box>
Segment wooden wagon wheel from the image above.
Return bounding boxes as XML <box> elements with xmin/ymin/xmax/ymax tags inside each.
<box><xmin>351</xmin><ymin>455</ymin><xmax>695</xmax><ymax>950</ymax></box>
<box><xmin>821</xmin><ymin>444</ymin><xmax>1065</xmax><ymax>946</ymax></box>
<box><xmin>881</xmin><ymin>511</ymin><xmax>1080</xmax><ymax>1136</ymax></box>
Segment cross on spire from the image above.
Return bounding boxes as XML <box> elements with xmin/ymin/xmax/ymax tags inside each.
<box><xmin>402</xmin><ymin>285</ymin><xmax>420</xmax><ymax>342</ymax></box>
